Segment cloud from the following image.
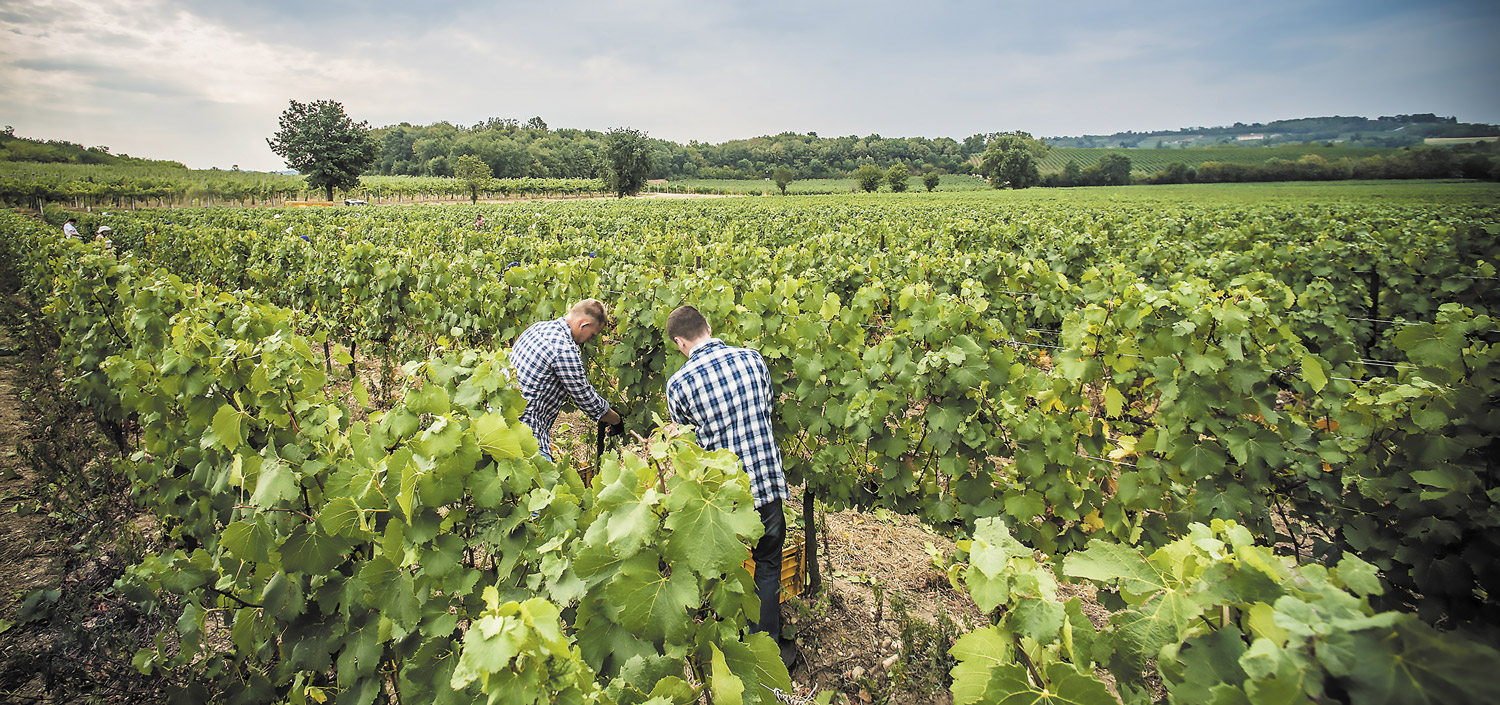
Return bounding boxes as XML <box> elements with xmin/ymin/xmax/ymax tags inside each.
<box><xmin>1</xmin><ymin>0</ymin><xmax>1496</xmax><ymax>170</ymax></box>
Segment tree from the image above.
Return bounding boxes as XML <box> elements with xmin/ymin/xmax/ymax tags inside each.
<box><xmin>602</xmin><ymin>127</ymin><xmax>652</xmax><ymax>198</ymax></box>
<box><xmin>773</xmin><ymin>166</ymin><xmax>796</xmax><ymax>195</ymax></box>
<box><xmin>886</xmin><ymin>163</ymin><xmax>910</xmax><ymax>192</ymax></box>
<box><xmin>980</xmin><ymin>131</ymin><xmax>1048</xmax><ymax>189</ymax></box>
<box><xmin>1062</xmin><ymin>160</ymin><xmax>1081</xmax><ymax>186</ymax></box>
<box><xmin>922</xmin><ymin>171</ymin><xmax>940</xmax><ymax>192</ymax></box>
<box><xmin>853</xmin><ymin>164</ymin><xmax>884</xmax><ymax>193</ymax></box>
<box><xmin>453</xmin><ymin>154</ymin><xmax>493</xmax><ymax>204</ymax></box>
<box><xmin>525</xmin><ymin>116</ymin><xmax>548</xmax><ymax>131</ymax></box>
<box><xmin>1097</xmin><ymin>153</ymin><xmax>1133</xmax><ymax>185</ymax></box>
<box><xmin>267</xmin><ymin>99</ymin><xmax>378</xmax><ymax>202</ymax></box>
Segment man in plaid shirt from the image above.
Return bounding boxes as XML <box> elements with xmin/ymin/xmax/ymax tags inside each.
<box><xmin>511</xmin><ymin>299</ymin><xmax>621</xmax><ymax>462</ymax></box>
<box><xmin>664</xmin><ymin>305</ymin><xmax>795</xmax><ymax>665</ymax></box>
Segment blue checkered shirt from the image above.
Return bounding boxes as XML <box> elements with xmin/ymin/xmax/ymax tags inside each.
<box><xmin>511</xmin><ymin>318</ymin><xmax>611</xmax><ymax>461</ymax></box>
<box><xmin>666</xmin><ymin>339</ymin><xmax>790</xmax><ymax>508</ymax></box>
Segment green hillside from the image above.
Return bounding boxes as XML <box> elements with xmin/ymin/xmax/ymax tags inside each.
<box><xmin>1036</xmin><ymin>144</ymin><xmax>1393</xmax><ymax>174</ymax></box>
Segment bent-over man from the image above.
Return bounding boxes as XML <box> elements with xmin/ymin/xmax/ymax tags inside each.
<box><xmin>511</xmin><ymin>299</ymin><xmax>622</xmax><ymax>461</ymax></box>
<box><xmin>663</xmin><ymin>305</ymin><xmax>795</xmax><ymax>666</ymax></box>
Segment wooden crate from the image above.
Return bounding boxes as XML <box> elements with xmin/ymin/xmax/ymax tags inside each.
<box><xmin>743</xmin><ymin>533</ymin><xmax>806</xmax><ymax>602</ymax></box>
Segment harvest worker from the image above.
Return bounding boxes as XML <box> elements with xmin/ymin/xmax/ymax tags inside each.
<box><xmin>511</xmin><ymin>299</ymin><xmax>622</xmax><ymax>462</ymax></box>
<box><xmin>663</xmin><ymin>305</ymin><xmax>796</xmax><ymax>667</ymax></box>
<box><xmin>62</xmin><ymin>217</ymin><xmax>82</xmax><ymax>240</ymax></box>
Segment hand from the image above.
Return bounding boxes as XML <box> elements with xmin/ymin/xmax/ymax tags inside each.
<box><xmin>601</xmin><ymin>408</ymin><xmax>622</xmax><ymax>426</ymax></box>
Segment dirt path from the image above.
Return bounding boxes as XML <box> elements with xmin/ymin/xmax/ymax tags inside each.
<box><xmin>0</xmin><ymin>296</ymin><xmax>67</xmax><ymax>693</ymax></box>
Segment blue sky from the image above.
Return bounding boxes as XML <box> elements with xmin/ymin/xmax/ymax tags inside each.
<box><xmin>2</xmin><ymin>0</ymin><xmax>1496</xmax><ymax>170</ymax></box>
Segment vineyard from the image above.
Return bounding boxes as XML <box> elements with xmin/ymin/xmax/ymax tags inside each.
<box><xmin>0</xmin><ymin>162</ymin><xmax>607</xmax><ymax>210</ymax></box>
<box><xmin>1</xmin><ymin>182</ymin><xmax>1499</xmax><ymax>704</ymax></box>
<box><xmin>1035</xmin><ymin>145</ymin><xmax>1395</xmax><ymax>174</ymax></box>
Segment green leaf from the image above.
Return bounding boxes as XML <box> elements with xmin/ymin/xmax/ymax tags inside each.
<box><xmin>213</xmin><ymin>404</ymin><xmax>242</xmax><ymax>451</ymax></box>
<box><xmin>1334</xmin><ymin>554</ymin><xmax>1382</xmax><ymax>597</ymax></box>
<box><xmin>1301</xmin><ymin>353</ymin><xmax>1327</xmax><ymax>392</ymax></box>
<box><xmin>718</xmin><ymin>633</ymin><xmax>791</xmax><ymax>705</ymax></box>
<box><xmin>318</xmin><ymin>497</ymin><xmax>363</xmax><ymax>538</ymax></box>
<box><xmin>981</xmin><ymin>663</ymin><xmax>1116</xmax><ymax>705</ymax></box>
<box><xmin>221</xmin><ymin>518</ymin><xmax>275</xmax><ymax>564</ymax></box>
<box><xmin>408</xmin><ymin>382</ymin><xmax>450</xmax><ymax>416</ymax></box>
<box><xmin>595</xmin><ymin>474</ymin><xmax>661</xmax><ymax>560</ymax></box>
<box><xmin>950</xmin><ymin>625</ymin><xmax>1013</xmax><ymax>705</ymax></box>
<box><xmin>709</xmin><ymin>643</ymin><xmax>745</xmax><ymax>705</ymax></box>
<box><xmin>1337</xmin><ymin>616</ymin><xmax>1500</xmax><ymax>705</ymax></box>
<box><xmin>1009</xmin><ymin>599</ymin><xmax>1066</xmax><ymax>646</ymax></box>
<box><xmin>1165</xmin><ymin>626</ymin><xmax>1249</xmax><ymax>703</ymax></box>
<box><xmin>251</xmin><ymin>457</ymin><xmax>298</xmax><ymax>508</ymax></box>
<box><xmin>662</xmin><ymin>475</ymin><xmax>763</xmax><ymax>579</ymax></box>
<box><xmin>604</xmin><ymin>552</ymin><xmax>699</xmax><ymax>644</ymax></box>
<box><xmin>1393</xmin><ymin>325</ymin><xmax>1463</xmax><ymax>368</ymax></box>
<box><xmin>473</xmin><ymin>412</ymin><xmax>525</xmax><ymax>459</ymax></box>
<box><xmin>279</xmin><ymin>526</ymin><xmax>348</xmax><ymax>575</ymax></box>
<box><xmin>1063</xmin><ymin>541</ymin><xmax>1165</xmax><ymax>597</ymax></box>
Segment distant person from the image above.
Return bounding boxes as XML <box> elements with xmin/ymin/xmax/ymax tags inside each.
<box><xmin>62</xmin><ymin>218</ymin><xmax>82</xmax><ymax>240</ymax></box>
<box><xmin>510</xmin><ymin>299</ymin><xmax>622</xmax><ymax>462</ymax></box>
<box><xmin>95</xmin><ymin>225</ymin><xmax>113</xmax><ymax>248</ymax></box>
<box><xmin>475</xmin><ymin>214</ymin><xmax>487</xmax><ymax>230</ymax></box>
<box><xmin>663</xmin><ymin>304</ymin><xmax>796</xmax><ymax>668</ymax></box>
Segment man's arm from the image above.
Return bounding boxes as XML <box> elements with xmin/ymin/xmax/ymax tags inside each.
<box><xmin>553</xmin><ymin>344</ymin><xmax>615</xmax><ymax>422</ymax></box>
<box><xmin>665</xmin><ymin>377</ymin><xmax>695</xmax><ymax>427</ymax></box>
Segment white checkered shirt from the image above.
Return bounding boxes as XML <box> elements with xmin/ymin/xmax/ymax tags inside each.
<box><xmin>666</xmin><ymin>339</ymin><xmax>790</xmax><ymax>508</ymax></box>
<box><xmin>511</xmin><ymin>318</ymin><xmax>611</xmax><ymax>461</ymax></box>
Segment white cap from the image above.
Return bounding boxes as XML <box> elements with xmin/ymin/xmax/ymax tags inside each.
<box><xmin>96</xmin><ymin>225</ymin><xmax>112</xmax><ymax>233</ymax></box>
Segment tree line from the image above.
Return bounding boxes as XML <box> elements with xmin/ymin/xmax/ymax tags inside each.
<box><xmin>368</xmin><ymin>118</ymin><xmax>991</xmax><ymax>181</ymax></box>
<box><xmin>1134</xmin><ymin>141</ymin><xmax>1500</xmax><ymax>185</ymax></box>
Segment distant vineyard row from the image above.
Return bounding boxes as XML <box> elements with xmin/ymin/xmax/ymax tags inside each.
<box><xmin>0</xmin><ymin>162</ymin><xmax>604</xmax><ymax>209</ymax></box>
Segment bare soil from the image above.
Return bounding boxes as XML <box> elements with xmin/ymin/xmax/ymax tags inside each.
<box><xmin>0</xmin><ymin>289</ymin><xmax>168</xmax><ymax>702</ymax></box>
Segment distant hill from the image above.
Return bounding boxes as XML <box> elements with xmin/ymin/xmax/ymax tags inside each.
<box><xmin>1046</xmin><ymin>114</ymin><xmax>1500</xmax><ymax>150</ymax></box>
<box><xmin>0</xmin><ymin>126</ymin><xmax>186</xmax><ymax>169</ymax></box>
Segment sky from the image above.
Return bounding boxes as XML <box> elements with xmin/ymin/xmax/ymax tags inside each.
<box><xmin>2</xmin><ymin>0</ymin><xmax>1497</xmax><ymax>171</ymax></box>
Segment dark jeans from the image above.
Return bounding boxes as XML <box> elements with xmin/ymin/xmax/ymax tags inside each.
<box><xmin>750</xmin><ymin>499</ymin><xmax>785</xmax><ymax>641</ymax></box>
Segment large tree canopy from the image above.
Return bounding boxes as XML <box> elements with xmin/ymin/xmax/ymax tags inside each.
<box><xmin>452</xmin><ymin>154</ymin><xmax>493</xmax><ymax>204</ymax></box>
<box><xmin>602</xmin><ymin>127</ymin><xmax>653</xmax><ymax>198</ymax></box>
<box><xmin>981</xmin><ymin>131</ymin><xmax>1048</xmax><ymax>189</ymax></box>
<box><xmin>267</xmin><ymin>99</ymin><xmax>378</xmax><ymax>202</ymax></box>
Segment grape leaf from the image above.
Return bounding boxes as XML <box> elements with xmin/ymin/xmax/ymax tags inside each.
<box><xmin>603</xmin><ymin>552</ymin><xmax>699</xmax><ymax>644</ymax></box>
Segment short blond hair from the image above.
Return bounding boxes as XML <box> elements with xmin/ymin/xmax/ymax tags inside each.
<box><xmin>569</xmin><ymin>299</ymin><xmax>609</xmax><ymax>328</ymax></box>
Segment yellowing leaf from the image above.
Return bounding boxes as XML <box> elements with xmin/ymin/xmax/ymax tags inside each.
<box><xmin>1301</xmin><ymin>353</ymin><xmax>1328</xmax><ymax>392</ymax></box>
<box><xmin>1109</xmin><ymin>436</ymin><xmax>1138</xmax><ymax>461</ymax></box>
<box><xmin>1104</xmin><ymin>385</ymin><xmax>1125</xmax><ymax>418</ymax></box>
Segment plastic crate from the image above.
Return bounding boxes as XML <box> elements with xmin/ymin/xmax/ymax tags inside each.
<box><xmin>743</xmin><ymin>533</ymin><xmax>806</xmax><ymax>602</ymax></box>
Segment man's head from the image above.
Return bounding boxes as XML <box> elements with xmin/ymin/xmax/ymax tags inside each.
<box><xmin>666</xmin><ymin>305</ymin><xmax>711</xmax><ymax>356</ymax></box>
<box><xmin>65</xmin><ymin>218</ymin><xmax>76</xmax><ymax>224</ymax></box>
<box><xmin>564</xmin><ymin>299</ymin><xmax>610</xmax><ymax>345</ymax></box>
